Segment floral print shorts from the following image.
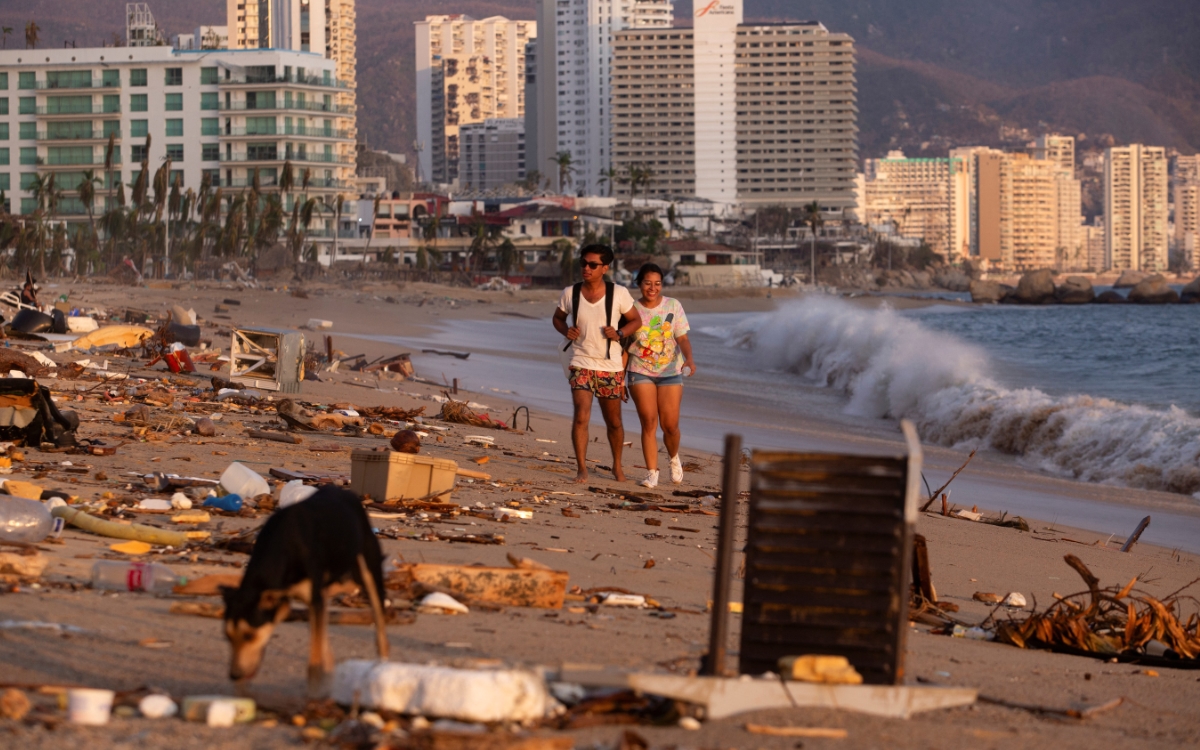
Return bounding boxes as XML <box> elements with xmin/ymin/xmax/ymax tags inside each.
<box><xmin>568</xmin><ymin>367</ymin><xmax>625</xmax><ymax>399</ymax></box>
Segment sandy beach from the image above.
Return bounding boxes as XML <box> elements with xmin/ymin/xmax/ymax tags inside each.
<box><xmin>1</xmin><ymin>277</ymin><xmax>1198</xmax><ymax>748</ymax></box>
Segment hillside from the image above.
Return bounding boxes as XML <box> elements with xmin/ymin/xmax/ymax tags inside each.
<box><xmin>3</xmin><ymin>0</ymin><xmax>1198</xmax><ymax>164</ymax></box>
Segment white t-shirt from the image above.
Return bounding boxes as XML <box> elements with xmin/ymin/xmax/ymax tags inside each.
<box><xmin>558</xmin><ymin>283</ymin><xmax>635</xmax><ymax>372</ymax></box>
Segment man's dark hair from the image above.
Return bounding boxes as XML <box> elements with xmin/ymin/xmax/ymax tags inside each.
<box><xmin>579</xmin><ymin>243</ymin><xmax>614</xmax><ymax>266</ymax></box>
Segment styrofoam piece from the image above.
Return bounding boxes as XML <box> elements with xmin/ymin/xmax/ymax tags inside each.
<box><xmin>332</xmin><ymin>660</ymin><xmax>559</xmax><ymax>723</ymax></box>
<box><xmin>600</xmin><ymin>593</ymin><xmax>646</xmax><ymax>608</ymax></box>
<box><xmin>493</xmin><ymin>508</ymin><xmax>532</xmax><ymax>520</ymax></box>
<box><xmin>1003</xmin><ymin>592</ymin><xmax>1027</xmax><ymax>608</ymax></box>
<box><xmin>307</xmin><ymin>318</ymin><xmax>333</xmax><ymax>330</ymax></box>
<box><xmin>30</xmin><ymin>351</ymin><xmax>57</xmax><ymax>368</ymax></box>
<box><xmin>66</xmin><ymin>316</ymin><xmax>100</xmax><ymax>333</ymax></box>
<box><xmin>278</xmin><ymin>480</ymin><xmax>317</xmax><ymax>509</ymax></box>
<box><xmin>137</xmin><ymin>498</ymin><xmax>173</xmax><ymax>511</ymax></box>
<box><xmin>138</xmin><ymin>694</ymin><xmax>178</xmax><ymax>719</ymax></box>
<box><xmin>417</xmin><ymin>592</ymin><xmax>469</xmax><ymax>614</ymax></box>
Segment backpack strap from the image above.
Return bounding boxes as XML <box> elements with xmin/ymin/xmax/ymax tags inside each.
<box><xmin>604</xmin><ymin>281</ymin><xmax>614</xmax><ymax>359</ymax></box>
<box><xmin>562</xmin><ymin>282</ymin><xmax>583</xmax><ymax>352</ymax></box>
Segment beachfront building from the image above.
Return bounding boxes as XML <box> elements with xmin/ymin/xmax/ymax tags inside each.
<box><xmin>415</xmin><ymin>16</ymin><xmax>535</xmax><ymax>186</ymax></box>
<box><xmin>173</xmin><ymin>26</ymin><xmax>230</xmax><ymax>51</ymax></box>
<box><xmin>1030</xmin><ymin>133</ymin><xmax>1075</xmax><ymax>179</ymax></box>
<box><xmin>228</xmin><ymin>0</ymin><xmax>357</xmax><ymax>140</ymax></box>
<box><xmin>1173</xmin><ymin>154</ymin><xmax>1200</xmax><ymax>269</ymax></box>
<box><xmin>529</xmin><ymin>0</ymin><xmax>672</xmax><ymax>196</ymax></box>
<box><xmin>459</xmin><ymin>118</ymin><xmax>526</xmax><ymax>192</ymax></box>
<box><xmin>609</xmin><ymin>0</ymin><xmax>858</xmax><ymax>214</ymax></box>
<box><xmin>1104</xmin><ymin>144</ymin><xmax>1168</xmax><ymax>271</ymax></box>
<box><xmin>0</xmin><ymin>45</ymin><xmax>356</xmax><ymax>230</ymax></box>
<box><xmin>862</xmin><ymin>151</ymin><xmax>968</xmax><ymax>261</ymax></box>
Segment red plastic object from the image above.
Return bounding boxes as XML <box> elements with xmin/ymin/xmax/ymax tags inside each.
<box><xmin>164</xmin><ymin>349</ymin><xmax>195</xmax><ymax>373</ymax></box>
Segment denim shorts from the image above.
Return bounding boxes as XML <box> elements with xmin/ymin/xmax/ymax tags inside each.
<box><xmin>628</xmin><ymin>371</ymin><xmax>683</xmax><ymax>387</ymax></box>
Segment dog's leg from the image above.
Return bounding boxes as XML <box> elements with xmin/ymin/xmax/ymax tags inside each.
<box><xmin>307</xmin><ymin>587</ymin><xmax>329</xmax><ymax>698</ymax></box>
<box><xmin>357</xmin><ymin>554</ymin><xmax>390</xmax><ymax>661</ymax></box>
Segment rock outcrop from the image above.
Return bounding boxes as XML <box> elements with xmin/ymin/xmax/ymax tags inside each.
<box><xmin>1010</xmin><ymin>269</ymin><xmax>1057</xmax><ymax>304</ymax></box>
<box><xmin>1095</xmin><ymin>290</ymin><xmax>1128</xmax><ymax>304</ymax></box>
<box><xmin>1113</xmin><ymin>270</ymin><xmax>1149</xmax><ymax>289</ymax></box>
<box><xmin>1181</xmin><ymin>276</ymin><xmax>1200</xmax><ymax>303</ymax></box>
<box><xmin>933</xmin><ymin>268</ymin><xmax>971</xmax><ymax>292</ymax></box>
<box><xmin>969</xmin><ymin>279</ymin><xmax>1006</xmax><ymax>303</ymax></box>
<box><xmin>1128</xmin><ymin>274</ymin><xmax>1179</xmax><ymax>304</ymax></box>
<box><xmin>1054</xmin><ymin>276</ymin><xmax>1095</xmax><ymax>304</ymax></box>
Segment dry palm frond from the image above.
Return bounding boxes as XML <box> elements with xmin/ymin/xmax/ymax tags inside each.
<box><xmin>440</xmin><ymin>393</ymin><xmax>509</xmax><ymax>430</ymax></box>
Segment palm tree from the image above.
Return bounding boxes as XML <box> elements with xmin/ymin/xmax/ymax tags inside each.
<box><xmin>497</xmin><ymin>238</ymin><xmax>518</xmax><ymax>275</ymax></box>
<box><xmin>30</xmin><ymin>173</ymin><xmax>60</xmax><ymax>280</ymax></box>
<box><xmin>24</xmin><ymin>21</ymin><xmax>39</xmax><ymax>50</ymax></box>
<box><xmin>597</xmin><ymin>167</ymin><xmax>620</xmax><ymax>198</ymax></box>
<box><xmin>467</xmin><ymin>217</ymin><xmax>500</xmax><ymax>273</ymax></box>
<box><xmin>359</xmin><ymin>192</ymin><xmax>383</xmax><ymax>270</ymax></box>
<box><xmin>628</xmin><ymin>164</ymin><xmax>654</xmax><ymax>204</ymax></box>
<box><xmin>803</xmin><ymin>200</ymin><xmax>823</xmax><ymax>284</ymax></box>
<box><xmin>331</xmin><ymin>193</ymin><xmax>345</xmax><ymax>267</ymax></box>
<box><xmin>550</xmin><ymin>151</ymin><xmax>575</xmax><ymax>193</ymax></box>
<box><xmin>2</xmin><ymin>27</ymin><xmax>13</xmax><ymax>49</ymax></box>
<box><xmin>77</xmin><ymin>170</ymin><xmax>102</xmax><ymax>245</ymax></box>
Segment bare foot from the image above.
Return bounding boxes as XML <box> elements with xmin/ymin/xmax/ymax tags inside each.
<box><xmin>612</xmin><ymin>467</ymin><xmax>626</xmax><ymax>482</ymax></box>
<box><xmin>573</xmin><ymin>470</ymin><xmax>588</xmax><ymax>483</ymax></box>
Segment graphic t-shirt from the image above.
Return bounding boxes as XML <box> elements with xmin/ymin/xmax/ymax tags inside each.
<box><xmin>557</xmin><ymin>283</ymin><xmax>636</xmax><ymax>372</ymax></box>
<box><xmin>627</xmin><ymin>297</ymin><xmax>690</xmax><ymax>377</ymax></box>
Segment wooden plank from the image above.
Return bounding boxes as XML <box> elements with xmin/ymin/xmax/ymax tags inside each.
<box><xmin>390</xmin><ymin>563</ymin><xmax>568</xmax><ymax>609</ymax></box>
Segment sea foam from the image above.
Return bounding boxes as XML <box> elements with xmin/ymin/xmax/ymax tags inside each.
<box><xmin>723</xmin><ymin>297</ymin><xmax>1200</xmax><ymax>497</ymax></box>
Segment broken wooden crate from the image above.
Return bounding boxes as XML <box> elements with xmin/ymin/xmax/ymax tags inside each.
<box><xmin>737</xmin><ymin>422</ymin><xmax>922</xmax><ymax>684</ymax></box>
<box><xmin>229</xmin><ymin>327</ymin><xmax>305</xmax><ymax>392</ymax></box>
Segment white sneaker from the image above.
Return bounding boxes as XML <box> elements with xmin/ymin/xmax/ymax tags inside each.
<box><xmin>669</xmin><ymin>455</ymin><xmax>684</xmax><ymax>484</ymax></box>
<box><xmin>640</xmin><ymin>470</ymin><xmax>659</xmax><ymax>488</ymax></box>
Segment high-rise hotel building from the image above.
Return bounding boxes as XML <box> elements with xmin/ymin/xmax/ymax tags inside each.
<box><xmin>530</xmin><ymin>0</ymin><xmax>672</xmax><ymax>196</ymax></box>
<box><xmin>610</xmin><ymin>0</ymin><xmax>858</xmax><ymax>212</ymax></box>
<box><xmin>1173</xmin><ymin>153</ymin><xmax>1200</xmax><ymax>269</ymax></box>
<box><xmin>1104</xmin><ymin>144</ymin><xmax>1168</xmax><ymax>271</ymax></box>
<box><xmin>415</xmin><ymin>16</ymin><xmax>535</xmax><ymax>185</ymax></box>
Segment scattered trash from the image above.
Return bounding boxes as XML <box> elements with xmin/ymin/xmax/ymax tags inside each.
<box><xmin>203</xmin><ymin>494</ymin><xmax>244</xmax><ymax>512</ymax></box>
<box><xmin>137</xmin><ymin>498</ymin><xmax>173</xmax><ymax>511</ymax></box>
<box><xmin>170</xmin><ymin>492</ymin><xmax>193</xmax><ymax>510</ymax></box>
<box><xmin>0</xmin><ymin>496</ymin><xmax>53</xmax><ymax>543</ymax></box>
<box><xmin>67</xmin><ymin>325</ymin><xmax>154</xmax><ymax>352</ymax></box>
<box><xmin>779</xmin><ymin>655</ymin><xmax>864</xmax><ymax>685</ymax></box>
<box><xmin>494</xmin><ymin>507</ymin><xmax>532</xmax><ymax>520</ymax></box>
<box><xmin>53</xmin><ymin>506</ymin><xmax>189</xmax><ymax>547</ymax></box>
<box><xmin>0</xmin><ymin>689</ymin><xmax>32</xmax><ymax>721</ymax></box>
<box><xmin>972</xmin><ymin>592</ymin><xmax>1002</xmax><ymax>604</ymax></box>
<box><xmin>745</xmin><ymin>724</ymin><xmax>847</xmax><ymax>739</ymax></box>
<box><xmin>138</xmin><ymin>694</ymin><xmax>178</xmax><ymax>719</ymax></box>
<box><xmin>350</xmin><ymin>449</ymin><xmax>457</xmax><ymax>503</ymax></box>
<box><xmin>195</xmin><ymin>417</ymin><xmax>217</xmax><ymax>437</ymax></box>
<box><xmin>0</xmin><ymin>550</ymin><xmax>47</xmax><ymax>579</ymax></box>
<box><xmin>442</xmin><ymin>397</ymin><xmax>508</xmax><ymax>431</ymax></box>
<box><xmin>219</xmin><ymin>462</ymin><xmax>270</xmax><ymax>499</ymax></box>
<box><xmin>332</xmin><ymin>661</ymin><xmax>558</xmax><ymax>723</ymax></box>
<box><xmin>1002</xmin><ymin>592</ymin><xmax>1027</xmax><ymax>608</ymax></box>
<box><xmin>951</xmin><ymin>625</ymin><xmax>995</xmax><ymax>641</ymax></box>
<box><xmin>601</xmin><ymin>593</ymin><xmax>647</xmax><ymax>608</ymax></box>
<box><xmin>278</xmin><ymin>480</ymin><xmax>318</xmax><ymax>509</ymax></box>
<box><xmin>181</xmin><ymin>696</ymin><xmax>255</xmax><ymax>724</ymax></box>
<box><xmin>390</xmin><ymin>563</ymin><xmax>568</xmax><ymax>609</ymax></box>
<box><xmin>67</xmin><ymin>688</ymin><xmax>115</xmax><ymax>726</ymax></box>
<box><xmin>110</xmin><ymin>541</ymin><xmax>153</xmax><ymax>555</ymax></box>
<box><xmin>390</xmin><ymin>430</ymin><xmax>422</xmax><ymax>454</ymax></box>
<box><xmin>229</xmin><ymin>328</ymin><xmax>305</xmax><ymax>393</ymax></box>
<box><xmin>305</xmin><ymin>319</ymin><xmax>333</xmax><ymax>330</ymax></box>
<box><xmin>91</xmin><ymin>560</ymin><xmax>181</xmax><ymax>593</ymax></box>
<box><xmin>417</xmin><ymin>592</ymin><xmax>470</xmax><ymax>615</ymax></box>
<box><xmin>953</xmin><ymin>509</ymin><xmax>982</xmax><ymax>522</ymax></box>
<box><xmin>678</xmin><ymin>716</ymin><xmax>702</xmax><ymax>730</ymax></box>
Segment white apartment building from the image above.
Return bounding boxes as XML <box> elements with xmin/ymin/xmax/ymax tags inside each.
<box><xmin>1173</xmin><ymin>153</ymin><xmax>1200</xmax><ymax>269</ymax></box>
<box><xmin>1105</xmin><ymin>144</ymin><xmax>1168</xmax><ymax>271</ymax></box>
<box><xmin>228</xmin><ymin>0</ymin><xmax>357</xmax><ymax>139</ymax></box>
<box><xmin>415</xmin><ymin>16</ymin><xmax>535</xmax><ymax>185</ymax></box>
<box><xmin>532</xmin><ymin>0</ymin><xmax>671</xmax><ymax>196</ymax></box>
<box><xmin>459</xmin><ymin>118</ymin><xmax>526</xmax><ymax>192</ymax></box>
<box><xmin>174</xmin><ymin>26</ymin><xmax>230</xmax><ymax>51</ymax></box>
<box><xmin>0</xmin><ymin>46</ymin><xmax>355</xmax><ymax>232</ymax></box>
<box><xmin>1031</xmin><ymin>133</ymin><xmax>1075</xmax><ymax>178</ymax></box>
<box><xmin>609</xmin><ymin>1</ymin><xmax>858</xmax><ymax>213</ymax></box>
<box><xmin>863</xmin><ymin>152</ymin><xmax>968</xmax><ymax>261</ymax></box>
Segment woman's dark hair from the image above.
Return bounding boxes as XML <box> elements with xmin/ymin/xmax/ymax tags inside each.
<box><xmin>579</xmin><ymin>243</ymin><xmax>614</xmax><ymax>265</ymax></box>
<box><xmin>636</xmin><ymin>263</ymin><xmax>664</xmax><ymax>285</ymax></box>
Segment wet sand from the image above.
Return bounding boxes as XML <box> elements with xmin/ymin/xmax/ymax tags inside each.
<box><xmin>0</xmin><ymin>278</ymin><xmax>1197</xmax><ymax>748</ymax></box>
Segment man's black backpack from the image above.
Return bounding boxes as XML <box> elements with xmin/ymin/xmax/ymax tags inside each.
<box><xmin>562</xmin><ymin>281</ymin><xmax>615</xmax><ymax>358</ymax></box>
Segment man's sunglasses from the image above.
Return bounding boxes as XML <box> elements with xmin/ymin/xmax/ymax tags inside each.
<box><xmin>579</xmin><ymin>260</ymin><xmax>607</xmax><ymax>270</ymax></box>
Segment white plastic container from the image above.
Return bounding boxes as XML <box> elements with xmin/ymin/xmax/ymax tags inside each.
<box><xmin>0</xmin><ymin>496</ymin><xmax>53</xmax><ymax>544</ymax></box>
<box><xmin>67</xmin><ymin>688</ymin><xmax>115</xmax><ymax>725</ymax></box>
<box><xmin>91</xmin><ymin>561</ymin><xmax>179</xmax><ymax>593</ymax></box>
<box><xmin>278</xmin><ymin>480</ymin><xmax>317</xmax><ymax>509</ymax></box>
<box><xmin>219</xmin><ymin>463</ymin><xmax>270</xmax><ymax>499</ymax></box>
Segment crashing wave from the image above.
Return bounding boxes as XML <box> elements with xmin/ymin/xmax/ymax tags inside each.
<box><xmin>723</xmin><ymin>298</ymin><xmax>1200</xmax><ymax>497</ymax></box>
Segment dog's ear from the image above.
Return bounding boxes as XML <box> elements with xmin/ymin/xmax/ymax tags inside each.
<box><xmin>258</xmin><ymin>590</ymin><xmax>287</xmax><ymax>611</ymax></box>
<box><xmin>219</xmin><ymin>585</ymin><xmax>238</xmax><ymax>607</ymax></box>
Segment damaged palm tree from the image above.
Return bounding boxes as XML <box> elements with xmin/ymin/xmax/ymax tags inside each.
<box><xmin>994</xmin><ymin>554</ymin><xmax>1200</xmax><ymax>663</ymax></box>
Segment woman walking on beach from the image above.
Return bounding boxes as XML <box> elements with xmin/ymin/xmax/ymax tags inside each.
<box><xmin>627</xmin><ymin>264</ymin><xmax>696</xmax><ymax>488</ymax></box>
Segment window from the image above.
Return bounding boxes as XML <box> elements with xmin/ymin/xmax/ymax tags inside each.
<box><xmin>131</xmin><ymin>144</ymin><xmax>147</xmax><ymax>163</ymax></box>
<box><xmin>130</xmin><ymin>69</ymin><xmax>147</xmax><ymax>86</ymax></box>
<box><xmin>130</xmin><ymin>94</ymin><xmax>148</xmax><ymax>112</ymax></box>
<box><xmin>47</xmin><ymin>70</ymin><xmax>91</xmax><ymax>89</ymax></box>
<box><xmin>131</xmin><ymin>120</ymin><xmax>148</xmax><ymax>138</ymax></box>
<box><xmin>18</xmin><ymin>97</ymin><xmax>34</xmax><ymax>115</ymax></box>
<box><xmin>201</xmin><ymin>67</ymin><xmax>218</xmax><ymax>85</ymax></box>
<box><xmin>102</xmin><ymin>69</ymin><xmax>120</xmax><ymax>87</ymax></box>
<box><xmin>21</xmin><ymin>173</ymin><xmax>38</xmax><ymax>189</ymax></box>
<box><xmin>0</xmin><ymin>98</ymin><xmax>6</xmax><ymax>115</ymax></box>
<box><xmin>202</xmin><ymin>143</ymin><xmax>220</xmax><ymax>161</ymax></box>
<box><xmin>21</xmin><ymin>198</ymin><xmax>37</xmax><ymax>214</ymax></box>
<box><xmin>166</xmin><ymin>144</ymin><xmax>183</xmax><ymax>161</ymax></box>
<box><xmin>0</xmin><ymin>174</ymin><xmax>8</xmax><ymax>191</ymax></box>
<box><xmin>47</xmin><ymin>121</ymin><xmax>91</xmax><ymax>139</ymax></box>
<box><xmin>246</xmin><ymin>91</ymin><xmax>276</xmax><ymax>109</ymax></box>
<box><xmin>200</xmin><ymin>92</ymin><xmax>218</xmax><ymax>110</ymax></box>
<box><xmin>247</xmin><ymin>142</ymin><xmax>277</xmax><ymax>160</ymax></box>
<box><xmin>203</xmin><ymin>168</ymin><xmax>220</xmax><ymax>186</ymax></box>
<box><xmin>0</xmin><ymin>124</ymin><xmax>7</xmax><ymax>140</ymax></box>
<box><xmin>165</xmin><ymin>93</ymin><xmax>182</xmax><ymax>111</ymax></box>
<box><xmin>18</xmin><ymin>72</ymin><xmax>35</xmax><ymax>90</ymax></box>
<box><xmin>0</xmin><ymin>148</ymin><xmax>8</xmax><ymax>165</ymax></box>
<box><xmin>0</xmin><ymin>73</ymin><xmax>7</xmax><ymax>90</ymax></box>
<box><xmin>18</xmin><ymin>123</ymin><xmax>36</xmax><ymax>140</ymax></box>
<box><xmin>201</xmin><ymin>118</ymin><xmax>219</xmax><ymax>136</ymax></box>
<box><xmin>169</xmin><ymin>169</ymin><xmax>183</xmax><ymax>186</ymax></box>
<box><xmin>47</xmin><ymin>146</ymin><xmax>91</xmax><ymax>165</ymax></box>
<box><xmin>165</xmin><ymin>68</ymin><xmax>183</xmax><ymax>86</ymax></box>
<box><xmin>166</xmin><ymin>119</ymin><xmax>183</xmax><ymax>137</ymax></box>
<box><xmin>246</xmin><ymin>116</ymin><xmax>275</xmax><ymax>135</ymax></box>
<box><xmin>103</xmin><ymin>94</ymin><xmax>119</xmax><ymax>113</ymax></box>
<box><xmin>102</xmin><ymin>120</ymin><xmax>120</xmax><ymax>138</ymax></box>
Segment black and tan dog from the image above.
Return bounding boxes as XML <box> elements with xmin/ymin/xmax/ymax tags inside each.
<box><xmin>220</xmin><ymin>485</ymin><xmax>389</xmax><ymax>696</ymax></box>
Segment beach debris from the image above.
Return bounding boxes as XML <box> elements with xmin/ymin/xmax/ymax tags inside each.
<box><xmin>53</xmin><ymin>506</ymin><xmax>189</xmax><ymax>547</ymax></box>
<box><xmin>278</xmin><ymin>480</ymin><xmax>318</xmax><ymax>509</ymax></box>
<box><xmin>919</xmin><ymin>450</ymin><xmax>976</xmax><ymax>512</ymax></box>
<box><xmin>953</xmin><ymin>509</ymin><xmax>982</xmax><ymax>522</ymax></box>
<box><xmin>305</xmin><ymin>318</ymin><xmax>333</xmax><ymax>330</ymax></box>
<box><xmin>356</xmin><ymin>352</ymin><xmax>415</xmax><ymax>380</ymax></box>
<box><xmin>389</xmin><ymin>562</ymin><xmax>568</xmax><ymax>609</ymax></box>
<box><xmin>332</xmin><ymin>661</ymin><xmax>558</xmax><ymax>723</ymax></box>
<box><xmin>0</xmin><ymin>496</ymin><xmax>53</xmax><ymax>543</ymax></box>
<box><xmin>1121</xmin><ymin>515</ymin><xmax>1151</xmax><ymax>552</ymax></box>
<box><xmin>977</xmin><ymin>694</ymin><xmax>1124</xmax><ymax>720</ymax></box>
<box><xmin>745</xmin><ymin>724</ymin><xmax>848</xmax><ymax>739</ymax></box>
<box><xmin>422</xmin><ymin>349</ymin><xmax>471</xmax><ymax>360</ymax></box>
<box><xmin>1002</xmin><ymin>592</ymin><xmax>1027</xmax><ymax>608</ymax></box>
<box><xmin>442</xmin><ymin>396</ymin><xmax>509</xmax><ymax>430</ymax></box>
<box><xmin>992</xmin><ymin>554</ymin><xmax>1200</xmax><ymax>664</ymax></box>
<box><xmin>181</xmin><ymin>696</ymin><xmax>256</xmax><ymax>724</ymax></box>
<box><xmin>138</xmin><ymin>694</ymin><xmax>178</xmax><ymax>719</ymax></box>
<box><xmin>779</xmin><ymin>655</ymin><xmax>864</xmax><ymax>685</ymax></box>
<box><xmin>66</xmin><ymin>325</ymin><xmax>154</xmax><ymax>352</ymax></box>
<box><xmin>0</xmin><ymin>549</ymin><xmax>47</xmax><ymax>579</ymax></box>
<box><xmin>417</xmin><ymin>592</ymin><xmax>471</xmax><ymax>615</ymax></box>
<box><xmin>390</xmin><ymin>429</ymin><xmax>421</xmax><ymax>454</ymax></box>
<box><xmin>350</xmin><ymin>448</ymin><xmax>458</xmax><ymax>502</ymax></box>
<box><xmin>219</xmin><ymin>462</ymin><xmax>270</xmax><ymax>499</ymax></box>
<box><xmin>92</xmin><ymin>560</ymin><xmax>180</xmax><ymax>593</ymax></box>
<box><xmin>973</xmin><ymin>592</ymin><xmax>1002</xmax><ymax>604</ymax></box>
<box><xmin>951</xmin><ymin>625</ymin><xmax>994</xmax><ymax>640</ymax></box>
<box><xmin>247</xmin><ymin>429</ymin><xmax>304</xmax><ymax>444</ymax></box>
<box><xmin>0</xmin><ymin>689</ymin><xmax>32</xmax><ymax>721</ymax></box>
<box><xmin>110</xmin><ymin>541</ymin><xmax>153</xmax><ymax>556</ymax></box>
<box><xmin>229</xmin><ymin>328</ymin><xmax>306</xmax><ymax>393</ymax></box>
<box><xmin>173</xmin><ymin>573</ymin><xmax>243</xmax><ymax>596</ymax></box>
<box><xmin>67</xmin><ymin>688</ymin><xmax>115</xmax><ymax>726</ymax></box>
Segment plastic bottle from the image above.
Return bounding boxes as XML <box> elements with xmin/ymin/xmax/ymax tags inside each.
<box><xmin>91</xmin><ymin>561</ymin><xmax>181</xmax><ymax>593</ymax></box>
<box><xmin>278</xmin><ymin>480</ymin><xmax>317</xmax><ymax>509</ymax></box>
<box><xmin>203</xmin><ymin>494</ymin><xmax>243</xmax><ymax>512</ymax></box>
<box><xmin>219</xmin><ymin>463</ymin><xmax>269</xmax><ymax>499</ymax></box>
<box><xmin>0</xmin><ymin>496</ymin><xmax>53</xmax><ymax>543</ymax></box>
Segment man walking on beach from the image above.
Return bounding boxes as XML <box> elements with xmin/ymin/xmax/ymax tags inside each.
<box><xmin>553</xmin><ymin>244</ymin><xmax>640</xmax><ymax>483</ymax></box>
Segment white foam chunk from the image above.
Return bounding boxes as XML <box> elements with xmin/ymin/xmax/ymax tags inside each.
<box><xmin>332</xmin><ymin>660</ymin><xmax>557</xmax><ymax>723</ymax></box>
